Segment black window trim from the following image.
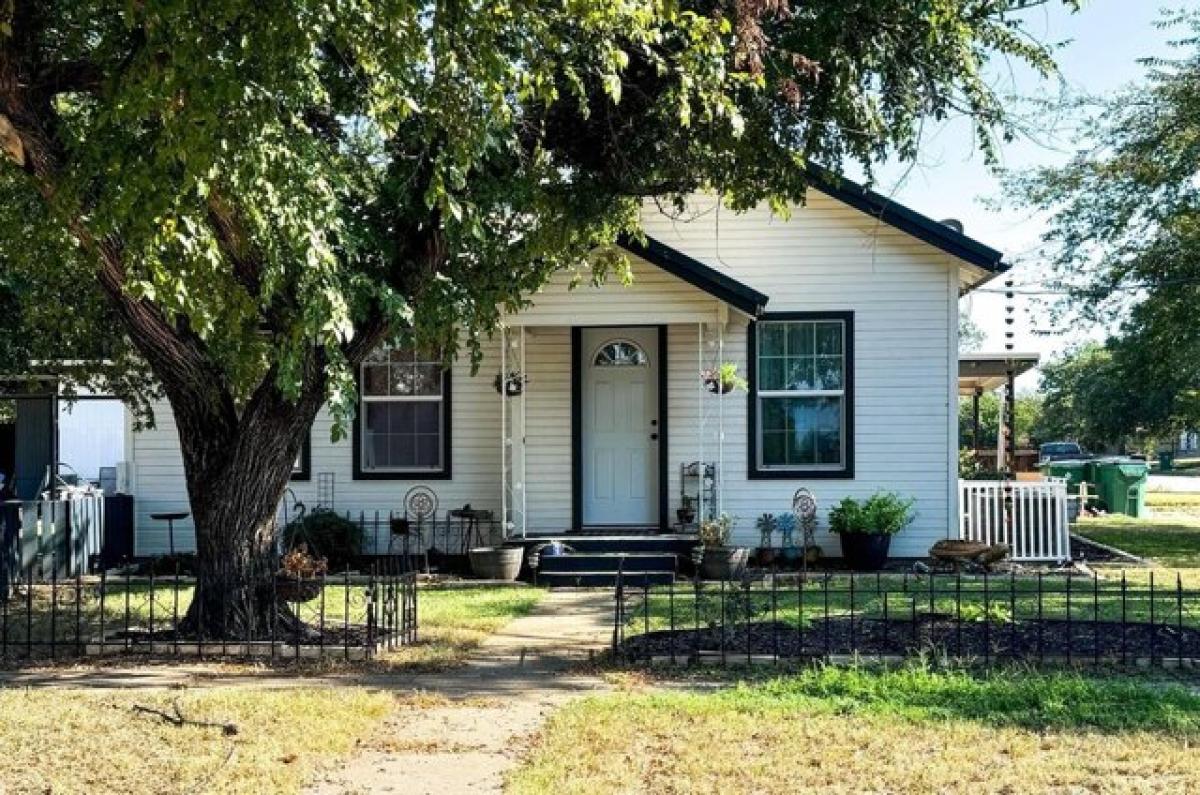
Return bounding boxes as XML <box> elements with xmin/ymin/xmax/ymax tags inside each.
<box><xmin>748</xmin><ymin>311</ymin><xmax>855</xmax><ymax>480</ymax></box>
<box><xmin>352</xmin><ymin>351</ymin><xmax>453</xmax><ymax>481</ymax></box>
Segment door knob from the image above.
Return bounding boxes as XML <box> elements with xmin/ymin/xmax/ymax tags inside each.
<box><xmin>650</xmin><ymin>433</ymin><xmax>659</xmax><ymax>441</ymax></box>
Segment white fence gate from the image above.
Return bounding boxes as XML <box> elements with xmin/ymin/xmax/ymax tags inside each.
<box><xmin>958</xmin><ymin>479</ymin><xmax>1071</xmax><ymax>562</ymax></box>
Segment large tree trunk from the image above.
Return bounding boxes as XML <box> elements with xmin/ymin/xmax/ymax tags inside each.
<box><xmin>172</xmin><ymin>374</ymin><xmax>326</xmax><ymax>639</ymax></box>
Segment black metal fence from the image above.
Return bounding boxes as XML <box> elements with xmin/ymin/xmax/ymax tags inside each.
<box><xmin>614</xmin><ymin>569</ymin><xmax>1200</xmax><ymax>668</ymax></box>
<box><xmin>0</xmin><ymin>557</ymin><xmax>417</xmax><ymax>663</ymax></box>
<box><xmin>348</xmin><ymin>510</ymin><xmax>503</xmax><ymax>570</ymax></box>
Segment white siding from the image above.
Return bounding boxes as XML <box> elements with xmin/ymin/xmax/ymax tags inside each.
<box><xmin>128</xmin><ymin>188</ymin><xmax>960</xmax><ymax>558</ymax></box>
<box><xmin>642</xmin><ymin>191</ymin><xmax>957</xmax><ymax>556</ymax></box>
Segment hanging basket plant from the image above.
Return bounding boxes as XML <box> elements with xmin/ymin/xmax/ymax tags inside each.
<box><xmin>700</xmin><ymin>362</ymin><xmax>748</xmax><ymax>395</ymax></box>
<box><xmin>493</xmin><ymin>370</ymin><xmax>528</xmax><ymax>396</ymax></box>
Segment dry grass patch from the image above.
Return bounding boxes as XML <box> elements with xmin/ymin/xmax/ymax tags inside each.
<box><xmin>510</xmin><ymin>665</ymin><xmax>1200</xmax><ymax>794</ymax></box>
<box><xmin>373</xmin><ymin>586</ymin><xmax>545</xmax><ymax>670</ymax></box>
<box><xmin>0</xmin><ymin>686</ymin><xmax>392</xmax><ymax>794</ymax></box>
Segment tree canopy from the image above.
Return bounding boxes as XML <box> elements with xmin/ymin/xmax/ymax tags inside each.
<box><xmin>1008</xmin><ymin>10</ymin><xmax>1200</xmax><ymax>444</ymax></box>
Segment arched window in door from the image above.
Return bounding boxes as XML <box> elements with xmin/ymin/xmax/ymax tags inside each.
<box><xmin>593</xmin><ymin>340</ymin><xmax>649</xmax><ymax>367</ymax></box>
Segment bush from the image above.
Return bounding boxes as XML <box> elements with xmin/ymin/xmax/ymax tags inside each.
<box><xmin>828</xmin><ymin>492</ymin><xmax>915</xmax><ymax>536</ymax></box>
<box><xmin>282</xmin><ymin>509</ymin><xmax>363</xmax><ymax>572</ymax></box>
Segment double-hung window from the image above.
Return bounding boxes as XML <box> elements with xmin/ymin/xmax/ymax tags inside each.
<box><xmin>357</xmin><ymin>346</ymin><xmax>450</xmax><ymax>477</ymax></box>
<box><xmin>750</xmin><ymin>313</ymin><xmax>853</xmax><ymax>478</ymax></box>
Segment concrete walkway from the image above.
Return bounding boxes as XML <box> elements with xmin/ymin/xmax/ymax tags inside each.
<box><xmin>304</xmin><ymin>589</ymin><xmax>615</xmax><ymax>794</ymax></box>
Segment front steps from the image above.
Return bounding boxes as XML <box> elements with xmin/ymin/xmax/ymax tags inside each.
<box><xmin>505</xmin><ymin>533</ymin><xmax>698</xmax><ymax>588</ymax></box>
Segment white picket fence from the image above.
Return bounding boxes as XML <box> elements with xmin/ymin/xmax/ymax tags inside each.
<box><xmin>958</xmin><ymin>479</ymin><xmax>1071</xmax><ymax>562</ymax></box>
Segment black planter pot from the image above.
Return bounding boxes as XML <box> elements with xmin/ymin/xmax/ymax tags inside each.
<box><xmin>275</xmin><ymin>576</ymin><xmax>323</xmax><ymax>603</ymax></box>
<box><xmin>836</xmin><ymin>532</ymin><xmax>892</xmax><ymax>571</ymax></box>
<box><xmin>703</xmin><ymin>378</ymin><xmax>735</xmax><ymax>395</ymax></box>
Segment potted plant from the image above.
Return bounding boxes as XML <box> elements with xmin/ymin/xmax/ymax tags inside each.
<box><xmin>700</xmin><ymin>362</ymin><xmax>748</xmax><ymax>395</ymax></box>
<box><xmin>697</xmin><ymin>513</ymin><xmax>748</xmax><ymax>580</ymax></box>
<box><xmin>493</xmin><ymin>370</ymin><xmax>528</xmax><ymax>396</ymax></box>
<box><xmin>828</xmin><ymin>492</ymin><xmax>915</xmax><ymax>571</ymax></box>
<box><xmin>755</xmin><ymin>513</ymin><xmax>777</xmax><ymax>566</ymax></box>
<box><xmin>676</xmin><ymin>495</ymin><xmax>696</xmax><ymax>525</ymax></box>
<box><xmin>276</xmin><ymin>544</ymin><xmax>328</xmax><ymax>603</ymax></box>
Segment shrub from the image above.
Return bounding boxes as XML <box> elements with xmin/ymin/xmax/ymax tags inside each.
<box><xmin>283</xmin><ymin>509</ymin><xmax>363</xmax><ymax>572</ymax></box>
<box><xmin>829</xmin><ymin>492</ymin><xmax>915</xmax><ymax>536</ymax></box>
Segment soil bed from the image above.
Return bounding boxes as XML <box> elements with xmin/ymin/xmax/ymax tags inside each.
<box><xmin>619</xmin><ymin>616</ymin><xmax>1200</xmax><ymax>663</ymax></box>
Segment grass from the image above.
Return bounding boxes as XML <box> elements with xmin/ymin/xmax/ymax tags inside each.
<box><xmin>510</xmin><ymin>664</ymin><xmax>1200</xmax><ymax>794</ymax></box>
<box><xmin>1076</xmin><ymin>515</ymin><xmax>1200</xmax><ymax>569</ymax></box>
<box><xmin>0</xmin><ymin>686</ymin><xmax>393</xmax><ymax>794</ymax></box>
<box><xmin>377</xmin><ymin>585</ymin><xmax>545</xmax><ymax>669</ymax></box>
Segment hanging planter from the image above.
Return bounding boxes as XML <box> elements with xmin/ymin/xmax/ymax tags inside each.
<box><xmin>493</xmin><ymin>370</ymin><xmax>528</xmax><ymax>396</ymax></box>
<box><xmin>700</xmin><ymin>363</ymin><xmax>748</xmax><ymax>395</ymax></box>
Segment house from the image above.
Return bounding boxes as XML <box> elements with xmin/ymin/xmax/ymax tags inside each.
<box><xmin>123</xmin><ymin>170</ymin><xmax>1007</xmax><ymax>558</ymax></box>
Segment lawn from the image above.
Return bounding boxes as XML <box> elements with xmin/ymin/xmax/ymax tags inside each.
<box><xmin>509</xmin><ymin>664</ymin><xmax>1200</xmax><ymax>794</ymax></box>
<box><xmin>0</xmin><ymin>686</ymin><xmax>394</xmax><ymax>794</ymax></box>
<box><xmin>379</xmin><ymin>585</ymin><xmax>545</xmax><ymax>669</ymax></box>
<box><xmin>1074</xmin><ymin>493</ymin><xmax>1200</xmax><ymax>570</ymax></box>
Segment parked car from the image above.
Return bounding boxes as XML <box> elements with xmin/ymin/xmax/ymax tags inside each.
<box><xmin>1038</xmin><ymin>441</ymin><xmax>1087</xmax><ymax>464</ymax></box>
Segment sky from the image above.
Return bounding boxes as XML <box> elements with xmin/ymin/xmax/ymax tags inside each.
<box><xmin>849</xmin><ymin>1</ymin><xmax>1186</xmax><ymax>386</ymax></box>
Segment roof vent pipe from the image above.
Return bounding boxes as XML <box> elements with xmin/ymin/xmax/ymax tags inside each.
<box><xmin>940</xmin><ymin>218</ymin><xmax>964</xmax><ymax>234</ymax></box>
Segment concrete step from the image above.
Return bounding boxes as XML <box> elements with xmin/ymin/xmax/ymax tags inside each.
<box><xmin>538</xmin><ymin>552</ymin><xmax>678</xmax><ymax>574</ymax></box>
<box><xmin>536</xmin><ymin>570</ymin><xmax>675</xmax><ymax>588</ymax></box>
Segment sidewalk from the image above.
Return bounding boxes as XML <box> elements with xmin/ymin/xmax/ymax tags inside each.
<box><xmin>304</xmin><ymin>589</ymin><xmax>615</xmax><ymax>794</ymax></box>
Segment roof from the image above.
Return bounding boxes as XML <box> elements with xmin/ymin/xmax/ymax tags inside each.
<box><xmin>618</xmin><ymin>235</ymin><xmax>769</xmax><ymax>317</ymax></box>
<box><xmin>959</xmin><ymin>352</ymin><xmax>1040</xmax><ymax>395</ymax></box>
<box><xmin>806</xmin><ymin>165</ymin><xmax>1008</xmax><ymax>290</ymax></box>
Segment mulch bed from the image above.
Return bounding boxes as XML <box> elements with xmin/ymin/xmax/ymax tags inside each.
<box><xmin>619</xmin><ymin>616</ymin><xmax>1200</xmax><ymax>662</ymax></box>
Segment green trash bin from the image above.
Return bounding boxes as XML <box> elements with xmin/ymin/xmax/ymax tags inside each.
<box><xmin>1040</xmin><ymin>459</ymin><xmax>1090</xmax><ymax>492</ymax></box>
<box><xmin>1092</xmin><ymin>459</ymin><xmax>1150</xmax><ymax>518</ymax></box>
<box><xmin>1159</xmin><ymin>451</ymin><xmax>1174</xmax><ymax>472</ymax></box>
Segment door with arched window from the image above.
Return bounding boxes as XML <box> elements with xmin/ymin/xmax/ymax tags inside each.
<box><xmin>581</xmin><ymin>327</ymin><xmax>660</xmax><ymax>526</ymax></box>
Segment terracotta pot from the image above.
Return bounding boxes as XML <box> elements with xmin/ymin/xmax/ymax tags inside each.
<box><xmin>469</xmin><ymin>546</ymin><xmax>524</xmax><ymax>580</ymax></box>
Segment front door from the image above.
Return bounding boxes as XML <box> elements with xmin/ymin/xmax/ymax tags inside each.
<box><xmin>581</xmin><ymin>327</ymin><xmax>660</xmax><ymax>526</ymax></box>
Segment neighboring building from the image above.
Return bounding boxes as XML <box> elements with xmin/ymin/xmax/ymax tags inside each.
<box><xmin>124</xmin><ymin>170</ymin><xmax>1007</xmax><ymax>558</ymax></box>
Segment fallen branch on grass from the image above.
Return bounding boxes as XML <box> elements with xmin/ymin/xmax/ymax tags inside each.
<box><xmin>132</xmin><ymin>698</ymin><xmax>239</xmax><ymax>736</ymax></box>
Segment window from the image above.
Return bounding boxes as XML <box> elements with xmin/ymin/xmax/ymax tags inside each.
<box><xmin>356</xmin><ymin>346</ymin><xmax>450</xmax><ymax>477</ymax></box>
<box><xmin>291</xmin><ymin>436</ymin><xmax>311</xmax><ymax>481</ymax></box>
<box><xmin>593</xmin><ymin>340</ymin><xmax>648</xmax><ymax>367</ymax></box>
<box><xmin>749</xmin><ymin>313</ymin><xmax>853</xmax><ymax>478</ymax></box>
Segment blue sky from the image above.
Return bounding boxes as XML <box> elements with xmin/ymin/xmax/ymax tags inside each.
<box><xmin>849</xmin><ymin>1</ymin><xmax>1185</xmax><ymax>375</ymax></box>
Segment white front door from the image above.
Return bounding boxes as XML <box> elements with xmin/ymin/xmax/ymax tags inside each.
<box><xmin>582</xmin><ymin>327</ymin><xmax>660</xmax><ymax>526</ymax></box>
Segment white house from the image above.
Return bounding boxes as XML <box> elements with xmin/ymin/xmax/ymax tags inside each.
<box><xmin>123</xmin><ymin>170</ymin><xmax>1006</xmax><ymax>558</ymax></box>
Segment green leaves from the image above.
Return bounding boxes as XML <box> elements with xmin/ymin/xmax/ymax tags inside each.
<box><xmin>0</xmin><ymin>0</ymin><xmax>1072</xmax><ymax>434</ymax></box>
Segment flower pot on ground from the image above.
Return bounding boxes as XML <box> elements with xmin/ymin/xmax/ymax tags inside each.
<box><xmin>700</xmin><ymin>546</ymin><xmax>750</xmax><ymax>580</ymax></box>
<box><xmin>756</xmin><ymin>547</ymin><xmax>778</xmax><ymax>567</ymax></box>
<box><xmin>469</xmin><ymin>546</ymin><xmax>524</xmax><ymax>580</ymax></box>
<box><xmin>828</xmin><ymin>492</ymin><xmax>915</xmax><ymax>572</ymax></box>
<box><xmin>697</xmin><ymin>513</ymin><xmax>747</xmax><ymax>580</ymax></box>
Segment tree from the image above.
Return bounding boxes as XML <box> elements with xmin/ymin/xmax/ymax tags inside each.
<box><xmin>1008</xmin><ymin>10</ymin><xmax>1200</xmax><ymax>447</ymax></box>
<box><xmin>959</xmin><ymin>307</ymin><xmax>987</xmax><ymax>351</ymax></box>
<box><xmin>0</xmin><ymin>1</ymin><xmax>1071</xmax><ymax>638</ymax></box>
<box><xmin>958</xmin><ymin>390</ymin><xmax>1042</xmax><ymax>450</ymax></box>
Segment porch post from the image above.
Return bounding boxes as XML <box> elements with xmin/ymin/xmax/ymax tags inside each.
<box><xmin>500</xmin><ymin>324</ymin><xmax>508</xmax><ymax>539</ymax></box>
<box><xmin>696</xmin><ymin>321</ymin><xmax>704</xmax><ymax>525</ymax></box>
<box><xmin>972</xmin><ymin>388</ymin><xmax>982</xmax><ymax>455</ymax></box>
<box><xmin>1005</xmin><ymin>369</ymin><xmax>1017</xmax><ymax>474</ymax></box>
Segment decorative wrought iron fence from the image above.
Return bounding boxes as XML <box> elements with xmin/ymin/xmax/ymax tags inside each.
<box><xmin>0</xmin><ymin>556</ymin><xmax>417</xmax><ymax>663</ymax></box>
<box><xmin>614</xmin><ymin>568</ymin><xmax>1200</xmax><ymax>668</ymax></box>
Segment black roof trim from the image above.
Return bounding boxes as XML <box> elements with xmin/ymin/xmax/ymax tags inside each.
<box><xmin>806</xmin><ymin>165</ymin><xmax>1008</xmax><ymax>274</ymax></box>
<box><xmin>618</xmin><ymin>235</ymin><xmax>769</xmax><ymax>316</ymax></box>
